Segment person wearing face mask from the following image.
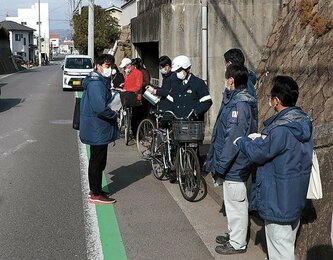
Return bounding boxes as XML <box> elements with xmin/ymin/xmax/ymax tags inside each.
<box><xmin>166</xmin><ymin>55</ymin><xmax>212</xmax><ymax>120</ymax></box>
<box><xmin>224</xmin><ymin>48</ymin><xmax>257</xmax><ymax>99</ymax></box>
<box><xmin>79</xmin><ymin>54</ymin><xmax>120</xmax><ymax>204</ymax></box>
<box><xmin>119</xmin><ymin>57</ymin><xmax>143</xmax><ymax>95</ymax></box>
<box><xmin>146</xmin><ymin>55</ymin><xmax>174</xmax><ymax>111</ymax></box>
<box><xmin>234</xmin><ymin>76</ymin><xmax>313</xmax><ymax>260</ymax></box>
<box><xmin>110</xmin><ymin>63</ymin><xmax>124</xmax><ymax>89</ymax></box>
<box><xmin>204</xmin><ymin>64</ymin><xmax>257</xmax><ymax>255</ymax></box>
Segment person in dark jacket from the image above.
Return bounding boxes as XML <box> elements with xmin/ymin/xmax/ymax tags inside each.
<box><xmin>80</xmin><ymin>54</ymin><xmax>119</xmax><ymax>204</ymax></box>
<box><xmin>205</xmin><ymin>64</ymin><xmax>258</xmax><ymax>255</ymax></box>
<box><xmin>147</xmin><ymin>55</ymin><xmax>174</xmax><ymax>111</ymax></box>
<box><xmin>223</xmin><ymin>48</ymin><xmax>257</xmax><ymax>98</ymax></box>
<box><xmin>167</xmin><ymin>55</ymin><xmax>212</xmax><ymax>120</ymax></box>
<box><xmin>235</xmin><ymin>76</ymin><xmax>313</xmax><ymax>260</ymax></box>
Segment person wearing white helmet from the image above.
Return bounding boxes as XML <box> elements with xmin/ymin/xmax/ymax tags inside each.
<box><xmin>166</xmin><ymin>55</ymin><xmax>212</xmax><ymax>120</ymax></box>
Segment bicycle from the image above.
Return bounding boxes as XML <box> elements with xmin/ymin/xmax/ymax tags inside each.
<box><xmin>146</xmin><ymin>110</ymin><xmax>175</xmax><ymax>180</ymax></box>
<box><xmin>146</xmin><ymin>110</ymin><xmax>204</xmax><ymax>201</ymax></box>
<box><xmin>136</xmin><ymin>115</ymin><xmax>155</xmax><ymax>159</ymax></box>
<box><xmin>173</xmin><ymin>113</ymin><xmax>204</xmax><ymax>202</ymax></box>
<box><xmin>111</xmin><ymin>88</ymin><xmax>134</xmax><ymax>146</ymax></box>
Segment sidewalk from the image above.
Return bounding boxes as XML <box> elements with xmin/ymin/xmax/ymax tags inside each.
<box><xmin>163</xmin><ymin>179</ymin><xmax>267</xmax><ymax>259</ymax></box>
<box><xmin>199</xmin><ymin>143</ymin><xmax>268</xmax><ymax>257</ymax></box>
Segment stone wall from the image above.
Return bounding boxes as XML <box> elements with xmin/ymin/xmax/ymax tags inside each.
<box><xmin>255</xmin><ymin>0</ymin><xmax>333</xmax><ymax>258</ymax></box>
<box><xmin>0</xmin><ymin>40</ymin><xmax>16</xmax><ymax>75</ymax></box>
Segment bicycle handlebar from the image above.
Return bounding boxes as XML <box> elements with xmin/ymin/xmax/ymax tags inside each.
<box><xmin>111</xmin><ymin>87</ymin><xmax>123</xmax><ymax>92</ymax></box>
<box><xmin>153</xmin><ymin>109</ymin><xmax>195</xmax><ymax>120</ymax></box>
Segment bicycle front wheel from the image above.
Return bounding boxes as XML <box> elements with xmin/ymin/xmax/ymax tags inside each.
<box><xmin>150</xmin><ymin>132</ymin><xmax>168</xmax><ymax>180</ymax></box>
<box><xmin>136</xmin><ymin>118</ymin><xmax>155</xmax><ymax>159</ymax></box>
<box><xmin>175</xmin><ymin>146</ymin><xmax>201</xmax><ymax>202</ymax></box>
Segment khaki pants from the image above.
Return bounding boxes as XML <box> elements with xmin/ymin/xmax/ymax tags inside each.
<box><xmin>223</xmin><ymin>181</ymin><xmax>248</xmax><ymax>250</ymax></box>
<box><xmin>265</xmin><ymin>219</ymin><xmax>300</xmax><ymax>260</ymax></box>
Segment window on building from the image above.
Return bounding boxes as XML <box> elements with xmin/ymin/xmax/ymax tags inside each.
<box><xmin>21</xmin><ymin>22</ymin><xmax>27</xmax><ymax>25</ymax></box>
<box><xmin>15</xmin><ymin>34</ymin><xmax>23</xmax><ymax>41</ymax></box>
<box><xmin>24</xmin><ymin>38</ymin><xmax>26</xmax><ymax>45</ymax></box>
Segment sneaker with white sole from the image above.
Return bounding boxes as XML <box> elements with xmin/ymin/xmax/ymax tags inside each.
<box><xmin>89</xmin><ymin>195</ymin><xmax>116</xmax><ymax>204</ymax></box>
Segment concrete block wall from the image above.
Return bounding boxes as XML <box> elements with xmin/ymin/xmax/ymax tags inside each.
<box><xmin>159</xmin><ymin>0</ymin><xmax>284</xmax><ymax>133</ymax></box>
<box><xmin>0</xmin><ymin>40</ymin><xmax>16</xmax><ymax>75</ymax></box>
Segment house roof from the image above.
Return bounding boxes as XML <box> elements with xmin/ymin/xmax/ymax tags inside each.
<box><xmin>106</xmin><ymin>5</ymin><xmax>122</xmax><ymax>12</ymax></box>
<box><xmin>0</xmin><ymin>20</ymin><xmax>35</xmax><ymax>32</ymax></box>
<box><xmin>121</xmin><ymin>0</ymin><xmax>136</xmax><ymax>9</ymax></box>
<box><xmin>50</xmin><ymin>34</ymin><xmax>60</xmax><ymax>39</ymax></box>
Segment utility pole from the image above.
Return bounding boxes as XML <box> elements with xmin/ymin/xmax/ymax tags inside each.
<box><xmin>88</xmin><ymin>0</ymin><xmax>94</xmax><ymax>59</ymax></box>
<box><xmin>38</xmin><ymin>0</ymin><xmax>42</xmax><ymax>66</ymax></box>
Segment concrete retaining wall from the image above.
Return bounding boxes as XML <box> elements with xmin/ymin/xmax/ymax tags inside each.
<box><xmin>0</xmin><ymin>40</ymin><xmax>16</xmax><ymax>75</ymax></box>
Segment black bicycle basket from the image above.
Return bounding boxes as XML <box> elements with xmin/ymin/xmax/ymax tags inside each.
<box><xmin>173</xmin><ymin>121</ymin><xmax>205</xmax><ymax>142</ymax></box>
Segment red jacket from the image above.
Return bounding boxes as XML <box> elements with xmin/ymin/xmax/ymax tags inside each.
<box><xmin>123</xmin><ymin>68</ymin><xmax>143</xmax><ymax>93</ymax></box>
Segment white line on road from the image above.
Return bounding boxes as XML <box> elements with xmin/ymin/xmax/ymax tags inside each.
<box><xmin>77</xmin><ymin>132</ymin><xmax>104</xmax><ymax>260</ymax></box>
<box><xmin>0</xmin><ymin>73</ymin><xmax>14</xmax><ymax>79</ymax></box>
<box><xmin>0</xmin><ymin>128</ymin><xmax>37</xmax><ymax>160</ymax></box>
<box><xmin>0</xmin><ymin>139</ymin><xmax>36</xmax><ymax>160</ymax></box>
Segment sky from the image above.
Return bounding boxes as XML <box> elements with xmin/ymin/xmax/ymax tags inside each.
<box><xmin>0</xmin><ymin>0</ymin><xmax>123</xmax><ymax>31</ymax></box>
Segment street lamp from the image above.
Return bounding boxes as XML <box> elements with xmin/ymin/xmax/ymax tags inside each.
<box><xmin>38</xmin><ymin>0</ymin><xmax>42</xmax><ymax>66</ymax></box>
<box><xmin>88</xmin><ymin>0</ymin><xmax>94</xmax><ymax>59</ymax></box>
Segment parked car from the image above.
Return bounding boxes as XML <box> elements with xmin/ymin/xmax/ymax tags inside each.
<box><xmin>61</xmin><ymin>55</ymin><xmax>93</xmax><ymax>91</ymax></box>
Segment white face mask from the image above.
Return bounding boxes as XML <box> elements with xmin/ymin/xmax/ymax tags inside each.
<box><xmin>111</xmin><ymin>69</ymin><xmax>117</xmax><ymax>75</ymax></box>
<box><xmin>269</xmin><ymin>97</ymin><xmax>278</xmax><ymax>109</ymax></box>
<box><xmin>125</xmin><ymin>68</ymin><xmax>131</xmax><ymax>75</ymax></box>
<box><xmin>177</xmin><ymin>71</ymin><xmax>186</xmax><ymax>80</ymax></box>
<box><xmin>160</xmin><ymin>68</ymin><xmax>167</xmax><ymax>74</ymax></box>
<box><xmin>224</xmin><ymin>80</ymin><xmax>229</xmax><ymax>91</ymax></box>
<box><xmin>102</xmin><ymin>67</ymin><xmax>112</xmax><ymax>78</ymax></box>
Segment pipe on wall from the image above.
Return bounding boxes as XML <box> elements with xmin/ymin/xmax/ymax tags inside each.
<box><xmin>201</xmin><ymin>0</ymin><xmax>208</xmax><ymax>83</ymax></box>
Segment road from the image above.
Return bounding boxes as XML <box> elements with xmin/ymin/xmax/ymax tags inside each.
<box><xmin>0</xmin><ymin>58</ymin><xmax>266</xmax><ymax>260</ymax></box>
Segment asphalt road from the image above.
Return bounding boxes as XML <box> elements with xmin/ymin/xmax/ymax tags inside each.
<box><xmin>0</xmin><ymin>58</ymin><xmax>265</xmax><ymax>260</ymax></box>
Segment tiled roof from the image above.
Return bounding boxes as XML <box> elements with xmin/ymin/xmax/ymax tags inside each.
<box><xmin>0</xmin><ymin>20</ymin><xmax>35</xmax><ymax>31</ymax></box>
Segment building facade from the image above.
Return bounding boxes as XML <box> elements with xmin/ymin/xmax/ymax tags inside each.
<box><xmin>130</xmin><ymin>0</ymin><xmax>285</xmax><ymax>131</ymax></box>
<box><xmin>0</xmin><ymin>20</ymin><xmax>35</xmax><ymax>62</ymax></box>
<box><xmin>6</xmin><ymin>2</ymin><xmax>50</xmax><ymax>61</ymax></box>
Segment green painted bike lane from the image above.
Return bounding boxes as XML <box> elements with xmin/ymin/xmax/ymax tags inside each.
<box><xmin>86</xmin><ymin>145</ymin><xmax>127</xmax><ymax>260</ymax></box>
<box><xmin>77</xmin><ymin>91</ymin><xmax>127</xmax><ymax>260</ymax></box>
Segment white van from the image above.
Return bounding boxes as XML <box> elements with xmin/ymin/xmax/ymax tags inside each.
<box><xmin>62</xmin><ymin>55</ymin><xmax>93</xmax><ymax>91</ymax></box>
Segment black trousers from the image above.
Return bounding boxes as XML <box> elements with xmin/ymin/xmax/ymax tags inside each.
<box><xmin>88</xmin><ymin>144</ymin><xmax>108</xmax><ymax>195</ymax></box>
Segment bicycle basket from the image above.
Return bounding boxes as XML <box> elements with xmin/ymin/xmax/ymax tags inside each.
<box><xmin>120</xmin><ymin>92</ymin><xmax>142</xmax><ymax>107</ymax></box>
<box><xmin>173</xmin><ymin>121</ymin><xmax>205</xmax><ymax>142</ymax></box>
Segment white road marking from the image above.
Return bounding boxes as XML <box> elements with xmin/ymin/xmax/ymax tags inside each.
<box><xmin>0</xmin><ymin>139</ymin><xmax>36</xmax><ymax>160</ymax></box>
<box><xmin>0</xmin><ymin>73</ymin><xmax>14</xmax><ymax>79</ymax></box>
<box><xmin>77</xmin><ymin>131</ymin><xmax>103</xmax><ymax>260</ymax></box>
<box><xmin>0</xmin><ymin>128</ymin><xmax>37</xmax><ymax>160</ymax></box>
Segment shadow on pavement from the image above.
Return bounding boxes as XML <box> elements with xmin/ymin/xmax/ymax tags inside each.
<box><xmin>0</xmin><ymin>98</ymin><xmax>23</xmax><ymax>112</ymax></box>
<box><xmin>105</xmin><ymin>160</ymin><xmax>151</xmax><ymax>195</ymax></box>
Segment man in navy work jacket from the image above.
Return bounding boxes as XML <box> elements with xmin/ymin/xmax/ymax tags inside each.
<box><xmin>80</xmin><ymin>54</ymin><xmax>119</xmax><ymax>205</ymax></box>
<box><xmin>234</xmin><ymin>76</ymin><xmax>313</xmax><ymax>260</ymax></box>
<box><xmin>204</xmin><ymin>64</ymin><xmax>258</xmax><ymax>255</ymax></box>
<box><xmin>166</xmin><ymin>55</ymin><xmax>212</xmax><ymax>120</ymax></box>
<box><xmin>224</xmin><ymin>48</ymin><xmax>257</xmax><ymax>99</ymax></box>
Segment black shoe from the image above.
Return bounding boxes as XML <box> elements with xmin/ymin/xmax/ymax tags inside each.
<box><xmin>215</xmin><ymin>233</ymin><xmax>230</xmax><ymax>244</ymax></box>
<box><xmin>168</xmin><ymin>171</ymin><xmax>177</xmax><ymax>183</ymax></box>
<box><xmin>215</xmin><ymin>241</ymin><xmax>246</xmax><ymax>255</ymax></box>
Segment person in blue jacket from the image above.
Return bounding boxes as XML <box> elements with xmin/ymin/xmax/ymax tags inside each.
<box><xmin>224</xmin><ymin>48</ymin><xmax>257</xmax><ymax>98</ymax></box>
<box><xmin>80</xmin><ymin>54</ymin><xmax>119</xmax><ymax>204</ymax></box>
<box><xmin>234</xmin><ymin>76</ymin><xmax>313</xmax><ymax>260</ymax></box>
<box><xmin>204</xmin><ymin>64</ymin><xmax>258</xmax><ymax>255</ymax></box>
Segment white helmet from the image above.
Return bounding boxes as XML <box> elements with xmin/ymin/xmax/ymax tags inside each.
<box><xmin>171</xmin><ymin>55</ymin><xmax>191</xmax><ymax>72</ymax></box>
